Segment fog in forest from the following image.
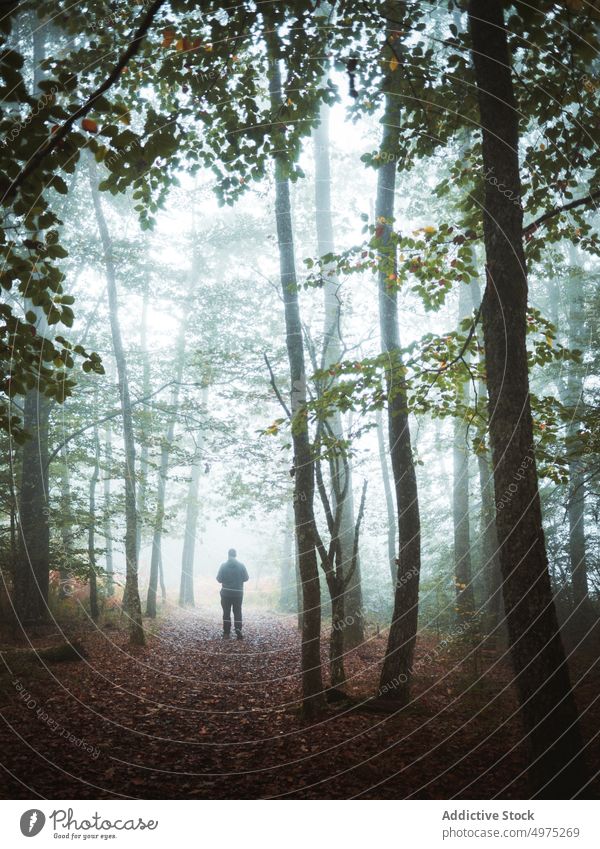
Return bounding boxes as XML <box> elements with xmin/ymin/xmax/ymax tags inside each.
<box><xmin>1</xmin><ymin>0</ymin><xmax>600</xmax><ymax>804</ymax></box>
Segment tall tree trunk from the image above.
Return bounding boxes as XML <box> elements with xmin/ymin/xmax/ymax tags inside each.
<box><xmin>179</xmin><ymin>463</ymin><xmax>201</xmax><ymax>608</ymax></box>
<box><xmin>103</xmin><ymin>422</ymin><xmax>114</xmax><ymax>597</ymax></box>
<box><xmin>14</xmin><ymin>16</ymin><xmax>51</xmax><ymax>626</ymax></box>
<box><xmin>90</xmin><ymin>158</ymin><xmax>144</xmax><ymax>645</ymax></box>
<box><xmin>146</xmin><ymin>321</ymin><xmax>186</xmax><ymax>617</ymax></box>
<box><xmin>560</xmin><ymin>247</ymin><xmax>594</xmax><ymax>631</ymax></box>
<box><xmin>266</xmin><ymin>27</ymin><xmax>325</xmax><ymax>717</ymax></box>
<box><xmin>376</xmin><ymin>35</ymin><xmax>422</xmax><ymax>704</ymax></box>
<box><xmin>468</xmin><ymin>0</ymin><xmax>588</xmax><ymax>796</ymax></box>
<box><xmin>136</xmin><ymin>277</ymin><xmax>151</xmax><ymax>560</ymax></box>
<box><xmin>453</xmin><ymin>285</ymin><xmax>475</xmax><ymax>622</ymax></box>
<box><xmin>470</xmin><ymin>279</ymin><xmax>503</xmax><ymax>639</ymax></box>
<box><xmin>88</xmin><ymin>424</ymin><xmax>100</xmax><ymax>621</ymax></box>
<box><xmin>313</xmin><ymin>103</ymin><xmax>364</xmax><ymax>649</ymax></box>
<box><xmin>15</xmin><ymin>390</ymin><xmax>51</xmax><ymax>624</ymax></box>
<box><xmin>57</xmin><ymin>445</ymin><xmax>72</xmax><ymax>598</ymax></box>
<box><xmin>179</xmin><ymin>386</ymin><xmax>208</xmax><ymax>607</ymax></box>
<box><xmin>376</xmin><ymin>407</ymin><xmax>397</xmax><ymax>585</ymax></box>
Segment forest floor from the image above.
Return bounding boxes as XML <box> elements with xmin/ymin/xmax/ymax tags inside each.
<box><xmin>1</xmin><ymin>604</ymin><xmax>599</xmax><ymax>799</ymax></box>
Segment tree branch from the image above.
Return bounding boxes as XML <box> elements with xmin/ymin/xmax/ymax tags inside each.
<box><xmin>46</xmin><ymin>379</ymin><xmax>177</xmax><ymax>468</ymax></box>
<box><xmin>523</xmin><ymin>187</ymin><xmax>600</xmax><ymax>236</ymax></box>
<box><xmin>4</xmin><ymin>0</ymin><xmax>167</xmax><ymax>202</ymax></box>
<box><xmin>345</xmin><ymin>479</ymin><xmax>367</xmax><ymax>588</ymax></box>
<box><xmin>263</xmin><ymin>352</ymin><xmax>291</xmax><ymax>419</ymax></box>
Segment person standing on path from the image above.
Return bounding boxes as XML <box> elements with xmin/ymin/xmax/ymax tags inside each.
<box><xmin>216</xmin><ymin>548</ymin><xmax>249</xmax><ymax>639</ymax></box>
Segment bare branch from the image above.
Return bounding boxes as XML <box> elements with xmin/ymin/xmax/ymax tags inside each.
<box><xmin>263</xmin><ymin>352</ymin><xmax>291</xmax><ymax>419</ymax></box>
<box><xmin>344</xmin><ymin>479</ymin><xmax>368</xmax><ymax>588</ymax></box>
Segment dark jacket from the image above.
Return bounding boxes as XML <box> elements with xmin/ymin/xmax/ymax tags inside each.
<box><xmin>217</xmin><ymin>558</ymin><xmax>249</xmax><ymax>594</ymax></box>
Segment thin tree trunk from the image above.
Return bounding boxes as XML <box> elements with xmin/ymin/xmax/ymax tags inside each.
<box><xmin>103</xmin><ymin>422</ymin><xmax>114</xmax><ymax>597</ymax></box>
<box><xmin>561</xmin><ymin>247</ymin><xmax>594</xmax><ymax>630</ymax></box>
<box><xmin>280</xmin><ymin>500</ymin><xmax>295</xmax><ymax>611</ymax></box>
<box><xmin>90</xmin><ymin>157</ymin><xmax>144</xmax><ymax>645</ymax></box>
<box><xmin>468</xmin><ymin>0</ymin><xmax>588</xmax><ymax>796</ymax></box>
<box><xmin>179</xmin><ymin>386</ymin><xmax>208</xmax><ymax>607</ymax></box>
<box><xmin>266</xmin><ymin>26</ymin><xmax>325</xmax><ymax>717</ymax></box>
<box><xmin>313</xmin><ymin>103</ymin><xmax>364</xmax><ymax>649</ymax></box>
<box><xmin>329</xmin><ymin>584</ymin><xmax>345</xmax><ymax>686</ymax></box>
<box><xmin>453</xmin><ymin>285</ymin><xmax>475</xmax><ymax>622</ymax></box>
<box><xmin>146</xmin><ymin>321</ymin><xmax>186</xmax><ymax>617</ymax></box>
<box><xmin>88</xmin><ymin>424</ymin><xmax>100</xmax><ymax>621</ymax></box>
<box><xmin>470</xmin><ymin>279</ymin><xmax>503</xmax><ymax>639</ymax></box>
<box><xmin>136</xmin><ymin>277</ymin><xmax>151</xmax><ymax>560</ymax></box>
<box><xmin>58</xmin><ymin>446</ymin><xmax>72</xmax><ymax>598</ymax></box>
<box><xmin>376</xmin><ymin>407</ymin><xmax>397</xmax><ymax>585</ymax></box>
<box><xmin>376</xmin><ymin>31</ymin><xmax>422</xmax><ymax>704</ymax></box>
<box><xmin>179</xmin><ymin>462</ymin><xmax>201</xmax><ymax>607</ymax></box>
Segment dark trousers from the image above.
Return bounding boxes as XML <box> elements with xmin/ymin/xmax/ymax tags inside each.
<box><xmin>221</xmin><ymin>590</ymin><xmax>243</xmax><ymax>634</ymax></box>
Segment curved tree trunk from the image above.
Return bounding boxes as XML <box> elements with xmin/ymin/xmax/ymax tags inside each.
<box><xmin>468</xmin><ymin>0</ymin><xmax>588</xmax><ymax>796</ymax></box>
<box><xmin>376</xmin><ymin>31</ymin><xmax>422</xmax><ymax>704</ymax></box>
<box><xmin>90</xmin><ymin>157</ymin><xmax>144</xmax><ymax>646</ymax></box>
<box><xmin>266</xmin><ymin>26</ymin><xmax>325</xmax><ymax>717</ymax></box>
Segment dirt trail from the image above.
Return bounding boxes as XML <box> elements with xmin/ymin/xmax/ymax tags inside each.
<box><xmin>1</xmin><ymin>606</ymin><xmax>598</xmax><ymax>799</ymax></box>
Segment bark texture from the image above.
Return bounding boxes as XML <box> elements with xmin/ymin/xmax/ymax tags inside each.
<box><xmin>266</xmin><ymin>27</ymin><xmax>325</xmax><ymax>716</ymax></box>
<box><xmin>376</xmin><ymin>60</ymin><xmax>422</xmax><ymax>704</ymax></box>
<box><xmin>469</xmin><ymin>0</ymin><xmax>588</xmax><ymax>796</ymax></box>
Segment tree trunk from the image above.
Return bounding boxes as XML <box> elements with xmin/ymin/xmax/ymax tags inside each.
<box><xmin>146</xmin><ymin>321</ymin><xmax>186</xmax><ymax>617</ymax></box>
<box><xmin>15</xmin><ymin>390</ymin><xmax>51</xmax><ymax>624</ymax></box>
<box><xmin>136</xmin><ymin>278</ymin><xmax>151</xmax><ymax>560</ymax></box>
<box><xmin>376</xmin><ymin>407</ymin><xmax>397</xmax><ymax>585</ymax></box>
<box><xmin>179</xmin><ymin>386</ymin><xmax>208</xmax><ymax>607</ymax></box>
<box><xmin>280</xmin><ymin>500</ymin><xmax>295</xmax><ymax>611</ymax></box>
<box><xmin>376</xmin><ymin>52</ymin><xmax>422</xmax><ymax>705</ymax></box>
<box><xmin>103</xmin><ymin>422</ymin><xmax>115</xmax><ymax>597</ymax></box>
<box><xmin>468</xmin><ymin>0</ymin><xmax>588</xmax><ymax>796</ymax></box>
<box><xmin>57</xmin><ymin>445</ymin><xmax>72</xmax><ymax>598</ymax></box>
<box><xmin>14</xmin><ymin>22</ymin><xmax>51</xmax><ymax>626</ymax></box>
<box><xmin>329</xmin><ymin>581</ymin><xmax>345</xmax><ymax>687</ymax></box>
<box><xmin>470</xmin><ymin>279</ymin><xmax>503</xmax><ymax>639</ymax></box>
<box><xmin>313</xmin><ymin>103</ymin><xmax>364</xmax><ymax>649</ymax></box>
<box><xmin>453</xmin><ymin>285</ymin><xmax>475</xmax><ymax>622</ymax></box>
<box><xmin>560</xmin><ymin>247</ymin><xmax>594</xmax><ymax>631</ymax></box>
<box><xmin>179</xmin><ymin>461</ymin><xmax>201</xmax><ymax>607</ymax></box>
<box><xmin>88</xmin><ymin>424</ymin><xmax>100</xmax><ymax>621</ymax></box>
<box><xmin>266</xmin><ymin>29</ymin><xmax>325</xmax><ymax>717</ymax></box>
<box><xmin>90</xmin><ymin>158</ymin><xmax>144</xmax><ymax>645</ymax></box>
<box><xmin>294</xmin><ymin>534</ymin><xmax>303</xmax><ymax>632</ymax></box>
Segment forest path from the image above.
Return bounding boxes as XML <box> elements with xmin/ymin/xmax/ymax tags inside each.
<box><xmin>3</xmin><ymin>605</ymin><xmax>598</xmax><ymax>799</ymax></box>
